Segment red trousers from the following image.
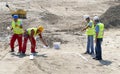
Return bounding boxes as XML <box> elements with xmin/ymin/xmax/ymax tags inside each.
<box><xmin>10</xmin><ymin>34</ymin><xmax>22</xmax><ymax>52</ymax></box>
<box><xmin>22</xmin><ymin>35</ymin><xmax>36</xmax><ymax>53</ymax></box>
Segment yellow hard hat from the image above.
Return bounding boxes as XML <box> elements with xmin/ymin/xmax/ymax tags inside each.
<box><xmin>38</xmin><ymin>26</ymin><xmax>44</xmax><ymax>32</ymax></box>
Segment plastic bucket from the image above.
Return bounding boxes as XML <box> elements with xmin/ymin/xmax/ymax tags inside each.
<box><xmin>53</xmin><ymin>42</ymin><xmax>61</xmax><ymax>49</ymax></box>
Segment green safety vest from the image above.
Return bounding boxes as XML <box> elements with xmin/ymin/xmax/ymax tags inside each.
<box><xmin>97</xmin><ymin>23</ymin><xmax>104</xmax><ymax>38</ymax></box>
<box><xmin>86</xmin><ymin>20</ymin><xmax>95</xmax><ymax>35</ymax></box>
<box><xmin>11</xmin><ymin>19</ymin><xmax>24</xmax><ymax>34</ymax></box>
<box><xmin>27</xmin><ymin>28</ymin><xmax>39</xmax><ymax>36</ymax></box>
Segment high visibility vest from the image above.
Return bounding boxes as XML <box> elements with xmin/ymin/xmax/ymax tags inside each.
<box><xmin>86</xmin><ymin>20</ymin><xmax>95</xmax><ymax>35</ymax></box>
<box><xmin>11</xmin><ymin>19</ymin><xmax>24</xmax><ymax>34</ymax></box>
<box><xmin>27</xmin><ymin>28</ymin><xmax>39</xmax><ymax>36</ymax></box>
<box><xmin>97</xmin><ymin>23</ymin><xmax>104</xmax><ymax>38</ymax></box>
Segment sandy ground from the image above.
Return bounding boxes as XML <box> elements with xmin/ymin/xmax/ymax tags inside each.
<box><xmin>0</xmin><ymin>0</ymin><xmax>120</xmax><ymax>74</ymax></box>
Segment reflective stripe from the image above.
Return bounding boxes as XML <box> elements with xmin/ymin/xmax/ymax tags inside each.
<box><xmin>97</xmin><ymin>23</ymin><xmax>104</xmax><ymax>38</ymax></box>
<box><xmin>11</xmin><ymin>19</ymin><xmax>24</xmax><ymax>34</ymax></box>
<box><xmin>86</xmin><ymin>20</ymin><xmax>95</xmax><ymax>35</ymax></box>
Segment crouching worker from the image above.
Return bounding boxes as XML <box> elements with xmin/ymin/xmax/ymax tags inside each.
<box><xmin>22</xmin><ymin>26</ymin><xmax>48</xmax><ymax>54</ymax></box>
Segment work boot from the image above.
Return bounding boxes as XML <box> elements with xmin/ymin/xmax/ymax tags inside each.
<box><xmin>17</xmin><ymin>52</ymin><xmax>21</xmax><ymax>55</ymax></box>
<box><xmin>10</xmin><ymin>49</ymin><xmax>14</xmax><ymax>52</ymax></box>
<box><xmin>34</xmin><ymin>51</ymin><xmax>38</xmax><ymax>53</ymax></box>
<box><xmin>84</xmin><ymin>51</ymin><xmax>89</xmax><ymax>54</ymax></box>
<box><xmin>21</xmin><ymin>53</ymin><xmax>26</xmax><ymax>56</ymax></box>
<box><xmin>89</xmin><ymin>52</ymin><xmax>94</xmax><ymax>55</ymax></box>
<box><xmin>93</xmin><ymin>57</ymin><xmax>102</xmax><ymax>60</ymax></box>
<box><xmin>31</xmin><ymin>52</ymin><xmax>37</xmax><ymax>56</ymax></box>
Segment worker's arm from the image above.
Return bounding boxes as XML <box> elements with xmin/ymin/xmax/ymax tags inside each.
<box><xmin>29</xmin><ymin>29</ymin><xmax>35</xmax><ymax>45</ymax></box>
<box><xmin>39</xmin><ymin>33</ymin><xmax>48</xmax><ymax>47</ymax></box>
<box><xmin>82</xmin><ymin>22</ymin><xmax>92</xmax><ymax>31</ymax></box>
<box><xmin>10</xmin><ymin>21</ymin><xmax>13</xmax><ymax>30</ymax></box>
<box><xmin>19</xmin><ymin>25</ymin><xmax>23</xmax><ymax>28</ymax></box>
<box><xmin>82</xmin><ymin>26</ymin><xmax>89</xmax><ymax>31</ymax></box>
<box><xmin>95</xmin><ymin>25</ymin><xmax>99</xmax><ymax>43</ymax></box>
<box><xmin>11</xmin><ymin>27</ymin><xmax>13</xmax><ymax>30</ymax></box>
<box><xmin>95</xmin><ymin>32</ymin><xmax>98</xmax><ymax>43</ymax></box>
<box><xmin>20</xmin><ymin>20</ymin><xmax>23</xmax><ymax>28</ymax></box>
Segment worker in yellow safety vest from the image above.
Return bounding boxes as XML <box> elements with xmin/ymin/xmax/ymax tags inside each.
<box><xmin>10</xmin><ymin>15</ymin><xmax>24</xmax><ymax>53</ymax></box>
<box><xmin>82</xmin><ymin>15</ymin><xmax>95</xmax><ymax>55</ymax></box>
<box><xmin>22</xmin><ymin>26</ymin><xmax>48</xmax><ymax>54</ymax></box>
<box><xmin>93</xmin><ymin>16</ymin><xmax>104</xmax><ymax>60</ymax></box>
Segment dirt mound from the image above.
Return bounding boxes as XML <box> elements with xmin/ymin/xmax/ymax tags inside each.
<box><xmin>100</xmin><ymin>5</ymin><xmax>120</xmax><ymax>28</ymax></box>
<box><xmin>40</xmin><ymin>11</ymin><xmax>61</xmax><ymax>25</ymax></box>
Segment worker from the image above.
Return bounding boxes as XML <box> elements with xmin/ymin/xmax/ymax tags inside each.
<box><xmin>82</xmin><ymin>15</ymin><xmax>95</xmax><ymax>55</ymax></box>
<box><xmin>10</xmin><ymin>15</ymin><xmax>24</xmax><ymax>53</ymax></box>
<box><xmin>93</xmin><ymin>16</ymin><xmax>104</xmax><ymax>60</ymax></box>
<box><xmin>22</xmin><ymin>26</ymin><xmax>48</xmax><ymax>54</ymax></box>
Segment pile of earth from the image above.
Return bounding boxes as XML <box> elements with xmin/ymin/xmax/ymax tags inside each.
<box><xmin>100</xmin><ymin>4</ymin><xmax>120</xmax><ymax>28</ymax></box>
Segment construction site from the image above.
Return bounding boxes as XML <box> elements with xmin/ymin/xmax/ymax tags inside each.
<box><xmin>0</xmin><ymin>0</ymin><xmax>120</xmax><ymax>74</ymax></box>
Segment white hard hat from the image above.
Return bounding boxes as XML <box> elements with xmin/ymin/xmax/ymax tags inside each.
<box><xmin>83</xmin><ymin>15</ymin><xmax>90</xmax><ymax>19</ymax></box>
<box><xmin>93</xmin><ymin>16</ymin><xmax>99</xmax><ymax>21</ymax></box>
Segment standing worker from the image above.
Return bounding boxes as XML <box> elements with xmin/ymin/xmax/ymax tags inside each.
<box><xmin>10</xmin><ymin>15</ymin><xmax>24</xmax><ymax>53</ymax></box>
<box><xmin>22</xmin><ymin>26</ymin><xmax>48</xmax><ymax>54</ymax></box>
<box><xmin>93</xmin><ymin>16</ymin><xmax>104</xmax><ymax>60</ymax></box>
<box><xmin>82</xmin><ymin>15</ymin><xmax>95</xmax><ymax>55</ymax></box>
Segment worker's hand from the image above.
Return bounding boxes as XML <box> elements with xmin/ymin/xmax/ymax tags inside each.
<box><xmin>11</xmin><ymin>27</ymin><xmax>13</xmax><ymax>30</ymax></box>
<box><xmin>20</xmin><ymin>25</ymin><xmax>23</xmax><ymax>28</ymax></box>
<box><xmin>43</xmin><ymin>45</ymin><xmax>49</xmax><ymax>49</ymax></box>
<box><xmin>45</xmin><ymin>44</ymin><xmax>48</xmax><ymax>47</ymax></box>
<box><xmin>43</xmin><ymin>41</ymin><xmax>48</xmax><ymax>47</ymax></box>
<box><xmin>81</xmin><ymin>29</ymin><xmax>85</xmax><ymax>32</ymax></box>
<box><xmin>7</xmin><ymin>26</ymin><xmax>11</xmax><ymax>30</ymax></box>
<box><xmin>7</xmin><ymin>26</ymin><xmax>13</xmax><ymax>31</ymax></box>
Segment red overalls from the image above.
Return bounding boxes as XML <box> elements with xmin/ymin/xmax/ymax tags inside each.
<box><xmin>10</xmin><ymin>19</ymin><xmax>23</xmax><ymax>52</ymax></box>
<box><xmin>22</xmin><ymin>28</ymin><xmax>38</xmax><ymax>53</ymax></box>
<box><xmin>10</xmin><ymin>34</ymin><xmax>22</xmax><ymax>52</ymax></box>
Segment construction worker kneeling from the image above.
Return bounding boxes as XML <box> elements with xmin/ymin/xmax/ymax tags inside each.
<box><xmin>22</xmin><ymin>26</ymin><xmax>48</xmax><ymax>55</ymax></box>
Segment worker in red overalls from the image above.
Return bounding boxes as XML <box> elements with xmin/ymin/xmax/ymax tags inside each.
<box><xmin>10</xmin><ymin>15</ymin><xmax>24</xmax><ymax>53</ymax></box>
<box><xmin>22</xmin><ymin>26</ymin><xmax>48</xmax><ymax>54</ymax></box>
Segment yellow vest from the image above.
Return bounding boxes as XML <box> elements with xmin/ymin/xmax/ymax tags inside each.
<box><xmin>27</xmin><ymin>28</ymin><xmax>39</xmax><ymax>36</ymax></box>
<box><xmin>97</xmin><ymin>23</ymin><xmax>104</xmax><ymax>38</ymax></box>
<box><xmin>11</xmin><ymin>19</ymin><xmax>24</xmax><ymax>34</ymax></box>
<box><xmin>86</xmin><ymin>20</ymin><xmax>95</xmax><ymax>35</ymax></box>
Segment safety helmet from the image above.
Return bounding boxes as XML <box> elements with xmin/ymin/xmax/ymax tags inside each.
<box><xmin>83</xmin><ymin>15</ymin><xmax>90</xmax><ymax>19</ymax></box>
<box><xmin>93</xmin><ymin>16</ymin><xmax>99</xmax><ymax>21</ymax></box>
<box><xmin>38</xmin><ymin>26</ymin><xmax>44</xmax><ymax>32</ymax></box>
<box><xmin>13</xmin><ymin>15</ymin><xmax>18</xmax><ymax>19</ymax></box>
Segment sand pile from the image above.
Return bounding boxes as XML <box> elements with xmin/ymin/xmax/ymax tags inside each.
<box><xmin>100</xmin><ymin>5</ymin><xmax>120</xmax><ymax>28</ymax></box>
<box><xmin>40</xmin><ymin>11</ymin><xmax>61</xmax><ymax>25</ymax></box>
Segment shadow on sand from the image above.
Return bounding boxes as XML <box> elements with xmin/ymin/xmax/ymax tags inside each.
<box><xmin>99</xmin><ymin>60</ymin><xmax>112</xmax><ymax>66</ymax></box>
<box><xmin>10</xmin><ymin>52</ymin><xmax>48</xmax><ymax>58</ymax></box>
<box><xmin>10</xmin><ymin>52</ymin><xmax>29</xmax><ymax>58</ymax></box>
<box><xmin>35</xmin><ymin>54</ymin><xmax>48</xmax><ymax>58</ymax></box>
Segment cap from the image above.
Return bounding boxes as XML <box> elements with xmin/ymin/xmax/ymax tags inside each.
<box><xmin>13</xmin><ymin>15</ymin><xmax>18</xmax><ymax>19</ymax></box>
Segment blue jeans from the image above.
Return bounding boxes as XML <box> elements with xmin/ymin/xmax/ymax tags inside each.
<box><xmin>86</xmin><ymin>35</ymin><xmax>94</xmax><ymax>54</ymax></box>
<box><xmin>95</xmin><ymin>38</ymin><xmax>103</xmax><ymax>59</ymax></box>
